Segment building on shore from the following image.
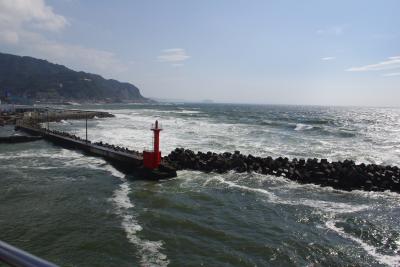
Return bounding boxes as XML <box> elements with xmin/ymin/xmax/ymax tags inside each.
<box><xmin>0</xmin><ymin>100</ymin><xmax>16</xmax><ymax>113</ymax></box>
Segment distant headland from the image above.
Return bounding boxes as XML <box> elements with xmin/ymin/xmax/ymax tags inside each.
<box><xmin>0</xmin><ymin>52</ymin><xmax>152</xmax><ymax>105</ymax></box>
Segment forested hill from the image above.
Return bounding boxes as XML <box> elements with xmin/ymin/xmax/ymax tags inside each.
<box><xmin>0</xmin><ymin>52</ymin><xmax>149</xmax><ymax>103</ymax></box>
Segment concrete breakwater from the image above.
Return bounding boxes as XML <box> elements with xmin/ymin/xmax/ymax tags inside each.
<box><xmin>1</xmin><ymin>107</ymin><xmax>114</xmax><ymax>126</ymax></box>
<box><xmin>166</xmin><ymin>148</ymin><xmax>400</xmax><ymax>193</ymax></box>
<box><xmin>32</xmin><ymin>109</ymin><xmax>114</xmax><ymax>123</ymax></box>
<box><xmin>15</xmin><ymin>124</ymin><xmax>177</xmax><ymax>179</ymax></box>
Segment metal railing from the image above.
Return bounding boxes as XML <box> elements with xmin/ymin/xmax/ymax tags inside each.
<box><xmin>151</xmin><ymin>122</ymin><xmax>162</xmax><ymax>130</ymax></box>
<box><xmin>0</xmin><ymin>240</ymin><xmax>58</xmax><ymax>267</ymax></box>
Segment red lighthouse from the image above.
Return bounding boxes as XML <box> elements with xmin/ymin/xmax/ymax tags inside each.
<box><xmin>143</xmin><ymin>120</ymin><xmax>162</xmax><ymax>169</ymax></box>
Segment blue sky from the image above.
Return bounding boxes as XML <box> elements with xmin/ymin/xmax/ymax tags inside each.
<box><xmin>0</xmin><ymin>0</ymin><xmax>399</xmax><ymax>106</ymax></box>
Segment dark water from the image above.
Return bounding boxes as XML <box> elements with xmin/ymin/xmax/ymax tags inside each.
<box><xmin>1</xmin><ymin>104</ymin><xmax>400</xmax><ymax>266</ymax></box>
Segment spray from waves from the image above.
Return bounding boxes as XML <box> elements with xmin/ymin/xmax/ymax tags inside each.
<box><xmin>326</xmin><ymin>220</ymin><xmax>400</xmax><ymax>267</ymax></box>
<box><xmin>109</xmin><ymin>171</ymin><xmax>170</xmax><ymax>267</ymax></box>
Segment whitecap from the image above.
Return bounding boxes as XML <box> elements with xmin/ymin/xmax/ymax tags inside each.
<box><xmin>175</xmin><ymin>110</ymin><xmax>201</xmax><ymax>114</ymax></box>
<box><xmin>204</xmin><ymin>175</ymin><xmax>279</xmax><ymax>201</ymax></box>
<box><xmin>102</xmin><ymin>164</ymin><xmax>125</xmax><ymax>179</ymax></box>
<box><xmin>326</xmin><ymin>220</ymin><xmax>400</xmax><ymax>267</ymax></box>
<box><xmin>205</xmin><ymin>175</ymin><xmax>369</xmax><ymax>214</ymax></box>
<box><xmin>295</xmin><ymin>123</ymin><xmax>314</xmax><ymax>131</ymax></box>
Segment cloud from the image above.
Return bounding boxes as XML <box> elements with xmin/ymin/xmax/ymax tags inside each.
<box><xmin>321</xmin><ymin>57</ymin><xmax>335</xmax><ymax>61</ymax></box>
<box><xmin>347</xmin><ymin>56</ymin><xmax>400</xmax><ymax>72</ymax></box>
<box><xmin>0</xmin><ymin>0</ymin><xmax>127</xmax><ymax>79</ymax></box>
<box><xmin>26</xmin><ymin>32</ymin><xmax>127</xmax><ymax>74</ymax></box>
<box><xmin>0</xmin><ymin>30</ymin><xmax>19</xmax><ymax>44</ymax></box>
<box><xmin>157</xmin><ymin>48</ymin><xmax>190</xmax><ymax>63</ymax></box>
<box><xmin>0</xmin><ymin>0</ymin><xmax>68</xmax><ymax>32</ymax></box>
<box><xmin>382</xmin><ymin>72</ymin><xmax>400</xmax><ymax>77</ymax></box>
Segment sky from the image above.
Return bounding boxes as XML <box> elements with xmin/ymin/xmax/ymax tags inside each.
<box><xmin>0</xmin><ymin>0</ymin><xmax>399</xmax><ymax>106</ymax></box>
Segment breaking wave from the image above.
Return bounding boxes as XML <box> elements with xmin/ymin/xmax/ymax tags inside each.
<box><xmin>203</xmin><ymin>174</ymin><xmax>369</xmax><ymax>214</ymax></box>
<box><xmin>326</xmin><ymin>220</ymin><xmax>400</xmax><ymax>267</ymax></box>
<box><xmin>294</xmin><ymin>123</ymin><xmax>314</xmax><ymax>131</ymax></box>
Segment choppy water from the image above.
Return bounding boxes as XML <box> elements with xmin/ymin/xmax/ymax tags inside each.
<box><xmin>1</xmin><ymin>104</ymin><xmax>400</xmax><ymax>267</ymax></box>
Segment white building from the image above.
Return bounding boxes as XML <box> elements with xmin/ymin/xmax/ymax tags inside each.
<box><xmin>0</xmin><ymin>101</ymin><xmax>15</xmax><ymax>112</ymax></box>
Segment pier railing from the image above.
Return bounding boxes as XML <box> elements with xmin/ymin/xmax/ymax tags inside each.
<box><xmin>0</xmin><ymin>240</ymin><xmax>58</xmax><ymax>267</ymax></box>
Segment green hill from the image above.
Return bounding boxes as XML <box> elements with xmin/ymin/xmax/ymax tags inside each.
<box><xmin>0</xmin><ymin>52</ymin><xmax>149</xmax><ymax>104</ymax></box>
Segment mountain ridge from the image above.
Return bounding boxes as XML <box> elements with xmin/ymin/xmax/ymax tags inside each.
<box><xmin>0</xmin><ymin>52</ymin><xmax>150</xmax><ymax>104</ymax></box>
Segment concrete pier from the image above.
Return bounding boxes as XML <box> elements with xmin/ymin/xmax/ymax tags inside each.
<box><xmin>15</xmin><ymin>123</ymin><xmax>177</xmax><ymax>180</ymax></box>
<box><xmin>1</xmin><ymin>107</ymin><xmax>114</xmax><ymax>126</ymax></box>
<box><xmin>25</xmin><ymin>109</ymin><xmax>114</xmax><ymax>123</ymax></box>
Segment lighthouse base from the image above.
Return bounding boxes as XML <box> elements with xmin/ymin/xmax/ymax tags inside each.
<box><xmin>137</xmin><ymin>163</ymin><xmax>177</xmax><ymax>180</ymax></box>
<box><xmin>143</xmin><ymin>150</ymin><xmax>162</xmax><ymax>169</ymax></box>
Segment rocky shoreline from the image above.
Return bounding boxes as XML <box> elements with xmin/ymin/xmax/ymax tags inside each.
<box><xmin>166</xmin><ymin>148</ymin><xmax>400</xmax><ymax>193</ymax></box>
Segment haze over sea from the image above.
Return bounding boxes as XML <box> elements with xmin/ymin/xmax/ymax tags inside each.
<box><xmin>1</xmin><ymin>103</ymin><xmax>400</xmax><ymax>267</ymax></box>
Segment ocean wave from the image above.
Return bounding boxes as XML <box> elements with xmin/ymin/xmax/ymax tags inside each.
<box><xmin>313</xmin><ymin>126</ymin><xmax>357</xmax><ymax>138</ymax></box>
<box><xmin>102</xmin><ymin>164</ymin><xmax>125</xmax><ymax>179</ymax></box>
<box><xmin>0</xmin><ymin>149</ymin><xmax>80</xmax><ymax>160</ymax></box>
<box><xmin>204</xmin><ymin>175</ymin><xmax>279</xmax><ymax>201</ymax></box>
<box><xmin>111</xmin><ymin>179</ymin><xmax>169</xmax><ymax>267</ymax></box>
<box><xmin>175</xmin><ymin>110</ymin><xmax>202</xmax><ymax>114</ymax></box>
<box><xmin>259</xmin><ymin>120</ymin><xmax>290</xmax><ymax>127</ymax></box>
<box><xmin>302</xmin><ymin>119</ymin><xmax>332</xmax><ymax>125</ymax></box>
<box><xmin>204</xmin><ymin>174</ymin><xmax>368</xmax><ymax>214</ymax></box>
<box><xmin>294</xmin><ymin>123</ymin><xmax>314</xmax><ymax>131</ymax></box>
<box><xmin>326</xmin><ymin>220</ymin><xmax>400</xmax><ymax>267</ymax></box>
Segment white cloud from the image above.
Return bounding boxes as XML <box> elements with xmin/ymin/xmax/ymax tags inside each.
<box><xmin>26</xmin><ymin>32</ymin><xmax>127</xmax><ymax>74</ymax></box>
<box><xmin>347</xmin><ymin>56</ymin><xmax>400</xmax><ymax>72</ymax></box>
<box><xmin>157</xmin><ymin>48</ymin><xmax>190</xmax><ymax>63</ymax></box>
<box><xmin>321</xmin><ymin>57</ymin><xmax>335</xmax><ymax>61</ymax></box>
<box><xmin>382</xmin><ymin>72</ymin><xmax>400</xmax><ymax>77</ymax></box>
<box><xmin>0</xmin><ymin>0</ymin><xmax>127</xmax><ymax>79</ymax></box>
<box><xmin>0</xmin><ymin>0</ymin><xmax>68</xmax><ymax>32</ymax></box>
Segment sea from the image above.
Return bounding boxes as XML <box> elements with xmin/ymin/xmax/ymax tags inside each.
<box><xmin>1</xmin><ymin>103</ymin><xmax>400</xmax><ymax>267</ymax></box>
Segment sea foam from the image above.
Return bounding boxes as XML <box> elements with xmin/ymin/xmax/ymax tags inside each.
<box><xmin>111</xmin><ymin>178</ymin><xmax>170</xmax><ymax>267</ymax></box>
<box><xmin>326</xmin><ymin>220</ymin><xmax>400</xmax><ymax>267</ymax></box>
<box><xmin>295</xmin><ymin>123</ymin><xmax>314</xmax><ymax>131</ymax></box>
